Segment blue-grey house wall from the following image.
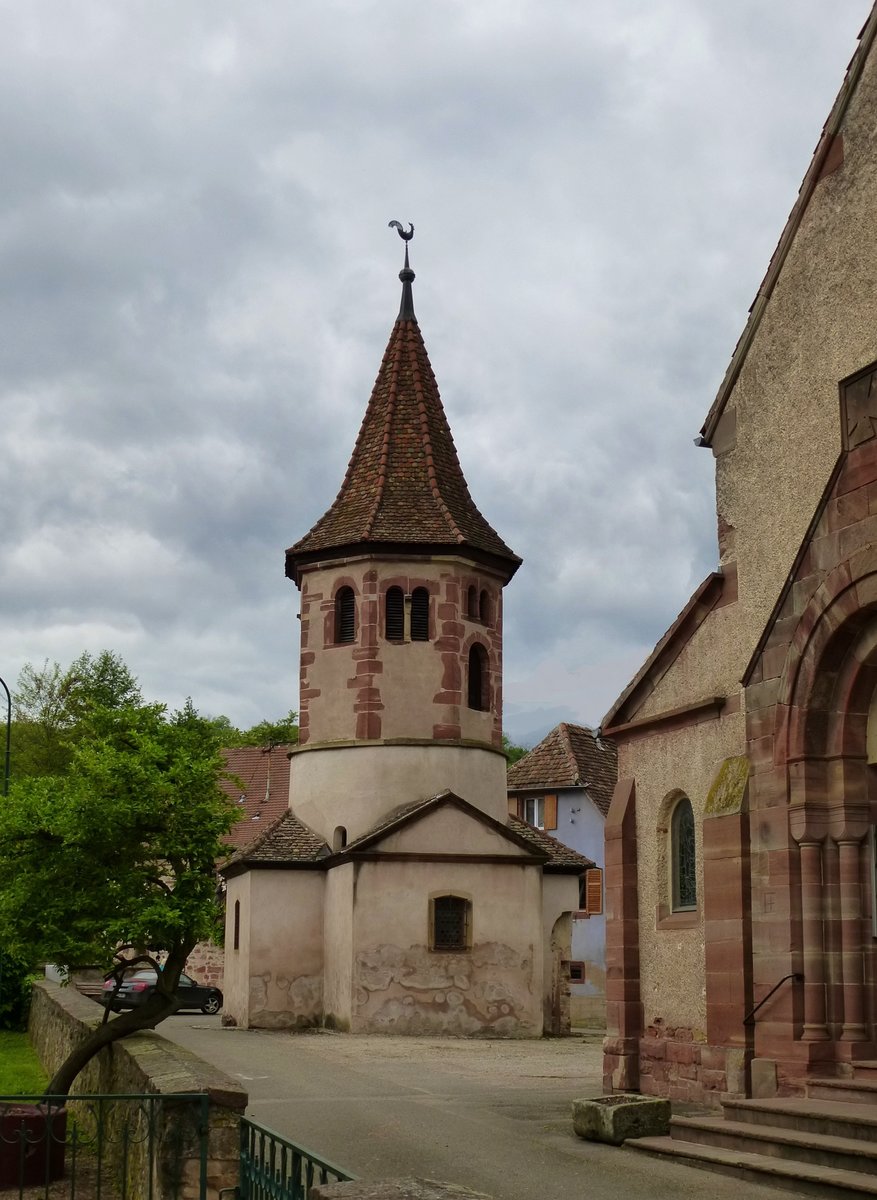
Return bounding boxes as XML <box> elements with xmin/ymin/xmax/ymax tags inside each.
<box><xmin>553</xmin><ymin>788</ymin><xmax>606</xmax><ymax>1027</ymax></box>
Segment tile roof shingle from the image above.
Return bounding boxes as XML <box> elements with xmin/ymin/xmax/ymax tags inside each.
<box><xmin>508</xmin><ymin>814</ymin><xmax>595</xmax><ymax>870</ymax></box>
<box><xmin>506</xmin><ymin>722</ymin><xmax>617</xmax><ymax>816</ymax></box>
<box><xmin>220</xmin><ymin>744</ymin><xmax>293</xmax><ymax>852</ymax></box>
<box><xmin>285</xmin><ymin>316</ymin><xmax>520</xmax><ymax>582</ymax></box>
<box><xmin>223</xmin><ymin>808</ymin><xmax>329</xmax><ymax>869</ymax></box>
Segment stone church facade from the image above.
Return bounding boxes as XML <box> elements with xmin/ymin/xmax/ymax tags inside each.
<box><xmin>221</xmin><ymin>236</ymin><xmax>590</xmax><ymax>1035</ymax></box>
<box><xmin>602</xmin><ymin>7</ymin><xmax>877</xmax><ymax>1104</ymax></box>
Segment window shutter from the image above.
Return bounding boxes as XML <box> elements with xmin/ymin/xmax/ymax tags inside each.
<box><xmin>385</xmin><ymin>587</ymin><xmax>404</xmax><ymax>640</ymax></box>
<box><xmin>508</xmin><ymin>795</ymin><xmax>519</xmax><ymax>816</ymax></box>
<box><xmin>544</xmin><ymin>794</ymin><xmax>557</xmax><ymax>830</ymax></box>
<box><xmin>585</xmin><ymin>867</ymin><xmax>603</xmax><ymax>915</ymax></box>
<box><xmin>411</xmin><ymin>588</ymin><xmax>430</xmax><ymax>641</ymax></box>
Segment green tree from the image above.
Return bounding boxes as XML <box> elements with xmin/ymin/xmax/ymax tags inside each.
<box><xmin>11</xmin><ymin>651</ymin><xmax>142</xmax><ymax>779</ymax></box>
<box><xmin>209</xmin><ymin>710</ymin><xmax>299</xmax><ymax>749</ymax></box>
<box><xmin>502</xmin><ymin>734</ymin><xmax>529</xmax><ymax>766</ymax></box>
<box><xmin>0</xmin><ymin>698</ymin><xmax>238</xmax><ymax>1095</ymax></box>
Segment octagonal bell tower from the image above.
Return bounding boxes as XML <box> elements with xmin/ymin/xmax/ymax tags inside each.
<box><xmin>284</xmin><ymin>227</ymin><xmax>521</xmax><ymax>845</ymax></box>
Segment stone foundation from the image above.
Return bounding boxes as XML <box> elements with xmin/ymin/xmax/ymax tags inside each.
<box><xmin>636</xmin><ymin>1024</ymin><xmax>748</xmax><ymax>1109</ymax></box>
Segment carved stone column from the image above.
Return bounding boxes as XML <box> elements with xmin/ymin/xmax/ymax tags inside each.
<box><xmin>790</xmin><ymin>807</ymin><xmax>829</xmax><ymax>1041</ymax></box>
<box><xmin>838</xmin><ymin>837</ymin><xmax>868</xmax><ymax>1041</ymax></box>
<box><xmin>798</xmin><ymin>840</ymin><xmax>830</xmax><ymax>1041</ymax></box>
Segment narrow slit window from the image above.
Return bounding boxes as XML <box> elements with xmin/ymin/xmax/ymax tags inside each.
<box><xmin>479</xmin><ymin>589</ymin><xmax>490</xmax><ymax>623</ymax></box>
<box><xmin>411</xmin><ymin>587</ymin><xmax>430</xmax><ymax>641</ymax></box>
<box><xmin>233</xmin><ymin>900</ymin><xmax>240</xmax><ymax>951</ymax></box>
<box><xmin>467</xmin><ymin>644</ymin><xmax>489</xmax><ymax>711</ymax></box>
<box><xmin>671</xmin><ymin>797</ymin><xmax>697</xmax><ymax>911</ymax></box>
<box><xmin>385</xmin><ymin>587</ymin><xmax>404</xmax><ymax>640</ymax></box>
<box><xmin>431</xmin><ymin>895</ymin><xmax>471</xmax><ymax>952</ymax></box>
<box><xmin>335</xmin><ymin>586</ymin><xmax>355</xmax><ymax>644</ymax></box>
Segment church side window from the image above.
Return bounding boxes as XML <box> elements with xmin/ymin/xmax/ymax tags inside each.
<box><xmin>671</xmin><ymin>796</ymin><xmax>697</xmax><ymax>911</ymax></box>
<box><xmin>411</xmin><ymin>587</ymin><xmax>430</xmax><ymax>641</ymax></box>
<box><xmin>335</xmin><ymin>586</ymin><xmax>356</xmax><ymax>644</ymax></box>
<box><xmin>467</xmin><ymin>644</ymin><xmax>489</xmax><ymax>711</ymax></box>
<box><xmin>431</xmin><ymin>895</ymin><xmax>471</xmax><ymax>952</ymax></box>
<box><xmin>385</xmin><ymin>587</ymin><xmax>404</xmax><ymax>640</ymax></box>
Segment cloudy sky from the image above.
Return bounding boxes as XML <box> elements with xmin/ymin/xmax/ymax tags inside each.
<box><xmin>1</xmin><ymin>0</ymin><xmax>870</xmax><ymax>745</ymax></box>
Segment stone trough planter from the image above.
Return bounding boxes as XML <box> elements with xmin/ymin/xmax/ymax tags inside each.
<box><xmin>572</xmin><ymin>1095</ymin><xmax>670</xmax><ymax>1146</ymax></box>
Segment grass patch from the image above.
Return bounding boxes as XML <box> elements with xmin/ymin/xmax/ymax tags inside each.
<box><xmin>0</xmin><ymin>1031</ymin><xmax>47</xmax><ymax>1094</ymax></box>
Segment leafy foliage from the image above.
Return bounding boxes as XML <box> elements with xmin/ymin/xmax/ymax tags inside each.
<box><xmin>0</xmin><ymin>689</ymin><xmax>239</xmax><ymax>1093</ymax></box>
<box><xmin>11</xmin><ymin>651</ymin><xmax>142</xmax><ymax>779</ymax></box>
<box><xmin>501</xmin><ymin>734</ymin><xmax>529</xmax><ymax>765</ymax></box>
<box><xmin>206</xmin><ymin>709</ymin><xmax>299</xmax><ymax>749</ymax></box>
<box><xmin>0</xmin><ymin>952</ymin><xmax>37</xmax><ymax>1032</ymax></box>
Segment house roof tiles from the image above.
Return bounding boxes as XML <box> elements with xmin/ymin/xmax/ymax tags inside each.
<box><xmin>221</xmin><ymin>744</ymin><xmax>294</xmax><ymax>852</ymax></box>
<box><xmin>506</xmin><ymin>722</ymin><xmax>617</xmax><ymax>816</ymax></box>
<box><xmin>286</xmin><ymin>290</ymin><xmax>520</xmax><ymax>582</ymax></box>
<box><xmin>508</xmin><ymin>814</ymin><xmax>595</xmax><ymax>871</ymax></box>
<box><xmin>223</xmin><ymin>808</ymin><xmax>329</xmax><ymax>869</ymax></box>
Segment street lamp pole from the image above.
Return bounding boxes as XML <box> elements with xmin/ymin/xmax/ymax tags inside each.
<box><xmin>0</xmin><ymin>675</ymin><xmax>10</xmax><ymax>796</ymax></box>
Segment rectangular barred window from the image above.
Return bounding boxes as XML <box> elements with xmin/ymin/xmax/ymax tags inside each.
<box><xmin>431</xmin><ymin>895</ymin><xmax>470</xmax><ymax>952</ymax></box>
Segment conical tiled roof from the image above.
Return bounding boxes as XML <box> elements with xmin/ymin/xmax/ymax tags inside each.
<box><xmin>286</xmin><ymin>272</ymin><xmax>520</xmax><ymax>583</ymax></box>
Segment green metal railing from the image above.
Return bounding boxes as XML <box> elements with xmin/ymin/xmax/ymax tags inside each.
<box><xmin>0</xmin><ymin>1092</ymin><xmax>210</xmax><ymax>1199</ymax></box>
<box><xmin>239</xmin><ymin>1116</ymin><xmax>353</xmax><ymax>1200</ymax></box>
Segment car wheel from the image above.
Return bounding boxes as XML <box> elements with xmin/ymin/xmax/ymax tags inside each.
<box><xmin>201</xmin><ymin>993</ymin><xmax>222</xmax><ymax>1015</ymax></box>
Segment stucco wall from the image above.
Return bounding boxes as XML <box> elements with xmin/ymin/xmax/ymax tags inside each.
<box><xmin>552</xmin><ymin>790</ymin><xmax>607</xmax><ymax>1027</ymax></box>
<box><xmin>224</xmin><ymin>869</ymin><xmax>324</xmax><ymax>1029</ymax></box>
<box><xmin>619</xmin><ymin>708</ymin><xmax>745</xmax><ymax>1033</ymax></box>
<box><xmin>297</xmin><ymin>556</ymin><xmax>506</xmax><ymax>751</ymax></box>
<box><xmin>289</xmin><ymin>741</ymin><xmax>509</xmax><ymax>842</ymax></box>
<box><xmin>715</xmin><ymin>40</ymin><xmax>877</xmax><ymax>657</ymax></box>
<box><xmin>323</xmin><ymin>862</ymin><xmax>355</xmax><ymax>1030</ymax></box>
<box><xmin>542</xmin><ymin>873</ymin><xmax>577</xmax><ymax>1034</ymax></box>
<box><xmin>633</xmin><ymin>603</ymin><xmax>743</xmax><ymax>722</ymax></box>
<box><xmin>348</xmin><ymin>858</ymin><xmax>543</xmax><ymax>1035</ymax></box>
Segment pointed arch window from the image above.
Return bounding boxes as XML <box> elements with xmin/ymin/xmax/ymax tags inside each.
<box><xmin>411</xmin><ymin>587</ymin><xmax>430</xmax><ymax>641</ymax></box>
<box><xmin>671</xmin><ymin>796</ymin><xmax>697</xmax><ymax>911</ymax></box>
<box><xmin>335</xmin><ymin>587</ymin><xmax>355</xmax><ymax>644</ymax></box>
<box><xmin>467</xmin><ymin>644</ymin><xmax>489</xmax><ymax>711</ymax></box>
<box><xmin>385</xmin><ymin>587</ymin><xmax>404</xmax><ymax>640</ymax></box>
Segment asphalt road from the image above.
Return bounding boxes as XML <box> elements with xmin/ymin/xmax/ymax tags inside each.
<box><xmin>161</xmin><ymin>1016</ymin><xmax>808</xmax><ymax>1200</ymax></box>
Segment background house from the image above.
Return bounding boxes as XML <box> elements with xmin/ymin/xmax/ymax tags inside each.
<box><xmin>507</xmin><ymin>722</ymin><xmax>616</xmax><ymax>1028</ymax></box>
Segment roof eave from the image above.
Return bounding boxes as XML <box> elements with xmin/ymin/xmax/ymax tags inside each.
<box><xmin>285</xmin><ymin>539</ymin><xmax>522</xmax><ymax>588</ymax></box>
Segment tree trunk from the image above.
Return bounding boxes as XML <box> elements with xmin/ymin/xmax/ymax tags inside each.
<box><xmin>44</xmin><ymin>941</ymin><xmax>193</xmax><ymax>1096</ymax></box>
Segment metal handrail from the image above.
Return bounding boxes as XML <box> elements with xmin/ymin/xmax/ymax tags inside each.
<box><xmin>239</xmin><ymin>1115</ymin><xmax>354</xmax><ymax>1200</ymax></box>
<box><xmin>743</xmin><ymin>973</ymin><xmax>803</xmax><ymax>1026</ymax></box>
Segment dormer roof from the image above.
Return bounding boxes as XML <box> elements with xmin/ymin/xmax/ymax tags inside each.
<box><xmin>285</xmin><ymin>241</ymin><xmax>521</xmax><ymax>585</ymax></box>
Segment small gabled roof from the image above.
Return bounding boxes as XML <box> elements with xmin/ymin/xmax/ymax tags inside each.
<box><xmin>701</xmin><ymin>4</ymin><xmax>877</xmax><ymax>444</ymax></box>
<box><xmin>508</xmin><ymin>814</ymin><xmax>595</xmax><ymax>873</ymax></box>
<box><xmin>222</xmin><ymin>809</ymin><xmax>329</xmax><ymax>876</ymax></box>
<box><xmin>337</xmin><ymin>790</ymin><xmax>546</xmax><ymax>860</ymax></box>
<box><xmin>285</xmin><ymin>250</ymin><xmax>521</xmax><ymax>584</ymax></box>
<box><xmin>221</xmin><ymin>744</ymin><xmax>293</xmax><ymax>851</ymax></box>
<box><xmin>507</xmin><ymin>722</ymin><xmax>617</xmax><ymax>817</ymax></box>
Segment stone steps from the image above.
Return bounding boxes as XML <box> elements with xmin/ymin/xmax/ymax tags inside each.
<box><xmin>809</xmin><ymin>1078</ymin><xmax>877</xmax><ymax>1105</ymax></box>
<box><xmin>629</xmin><ymin>1135</ymin><xmax>877</xmax><ymax>1198</ymax></box>
<box><xmin>626</xmin><ymin>1098</ymin><xmax>877</xmax><ymax>1198</ymax></box>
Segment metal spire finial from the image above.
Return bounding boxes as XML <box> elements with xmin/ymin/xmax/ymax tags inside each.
<box><xmin>388</xmin><ymin>220</ymin><xmax>416</xmax><ymax>321</ymax></box>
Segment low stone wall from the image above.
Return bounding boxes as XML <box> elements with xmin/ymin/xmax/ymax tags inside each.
<box><xmin>29</xmin><ymin>980</ymin><xmax>247</xmax><ymax>1200</ymax></box>
<box><xmin>637</xmin><ymin>1022</ymin><xmax>747</xmax><ymax>1109</ymax></box>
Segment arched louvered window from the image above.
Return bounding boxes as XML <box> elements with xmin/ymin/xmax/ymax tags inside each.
<box><xmin>467</xmin><ymin>585</ymin><xmax>478</xmax><ymax>618</ymax></box>
<box><xmin>411</xmin><ymin>587</ymin><xmax>430</xmax><ymax>641</ymax></box>
<box><xmin>431</xmin><ymin>895</ymin><xmax>471</xmax><ymax>952</ymax></box>
<box><xmin>385</xmin><ymin>587</ymin><xmax>404</xmax><ymax>640</ymax></box>
<box><xmin>671</xmin><ymin>796</ymin><xmax>697</xmax><ymax>911</ymax></box>
<box><xmin>335</xmin><ymin>586</ymin><xmax>355</xmax><ymax>644</ymax></box>
<box><xmin>479</xmin><ymin>589</ymin><xmax>490</xmax><ymax>624</ymax></box>
<box><xmin>467</xmin><ymin>644</ymin><xmax>489</xmax><ymax>711</ymax></box>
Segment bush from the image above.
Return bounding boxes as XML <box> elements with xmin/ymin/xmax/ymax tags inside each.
<box><xmin>0</xmin><ymin>952</ymin><xmax>36</xmax><ymax>1031</ymax></box>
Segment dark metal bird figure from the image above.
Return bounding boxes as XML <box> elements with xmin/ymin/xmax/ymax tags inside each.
<box><xmin>388</xmin><ymin>220</ymin><xmax>414</xmax><ymax>242</ymax></box>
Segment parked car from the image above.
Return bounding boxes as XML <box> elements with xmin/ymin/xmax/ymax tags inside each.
<box><xmin>101</xmin><ymin>969</ymin><xmax>223</xmax><ymax>1015</ymax></box>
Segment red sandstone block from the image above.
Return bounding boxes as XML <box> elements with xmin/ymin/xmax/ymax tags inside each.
<box><xmin>640</xmin><ymin>1039</ymin><xmax>666</xmax><ymax>1061</ymax></box>
<box><xmin>700</xmin><ymin>1047</ymin><xmax>727</xmax><ymax>1071</ymax></box>
<box><xmin>746</xmin><ymin>705</ymin><xmax>774</xmax><ymax>743</ymax></box>
<box><xmin>666</xmin><ymin>1041</ymin><xmax>699</xmax><ymax>1065</ymax></box>
<box><xmin>432</xmin><ymin>724</ymin><xmax>461</xmax><ymax>740</ymax></box>
<box><xmin>702</xmin><ymin>1069</ymin><xmax>727</xmax><ymax>1091</ymax></box>
<box><xmin>837</xmin><ymin>442</ymin><xmax>877</xmax><ymax>495</ymax></box>
<box><xmin>761</xmin><ymin>644</ymin><xmax>788</xmax><ymax>682</ymax></box>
